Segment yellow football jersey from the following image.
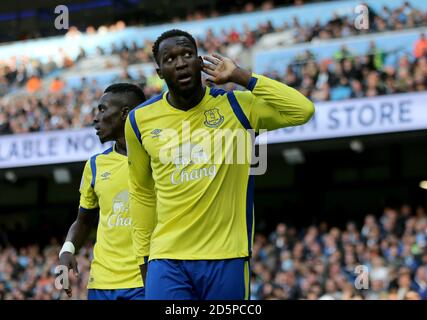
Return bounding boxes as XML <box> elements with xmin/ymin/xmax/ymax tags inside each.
<box><xmin>79</xmin><ymin>146</ymin><xmax>143</xmax><ymax>289</ymax></box>
<box><xmin>125</xmin><ymin>73</ymin><xmax>314</xmax><ymax>265</ymax></box>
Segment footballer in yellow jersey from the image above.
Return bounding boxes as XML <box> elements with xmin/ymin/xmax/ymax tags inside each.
<box><xmin>125</xmin><ymin>29</ymin><xmax>315</xmax><ymax>300</ymax></box>
<box><xmin>59</xmin><ymin>83</ymin><xmax>146</xmax><ymax>300</ymax></box>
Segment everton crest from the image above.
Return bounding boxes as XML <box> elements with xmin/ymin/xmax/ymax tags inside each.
<box><xmin>204</xmin><ymin>108</ymin><xmax>224</xmax><ymax>128</ymax></box>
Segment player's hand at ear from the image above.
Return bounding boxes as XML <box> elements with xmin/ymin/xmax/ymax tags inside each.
<box><xmin>202</xmin><ymin>53</ymin><xmax>238</xmax><ymax>85</ymax></box>
<box><xmin>59</xmin><ymin>252</ymin><xmax>79</xmax><ymax>298</ymax></box>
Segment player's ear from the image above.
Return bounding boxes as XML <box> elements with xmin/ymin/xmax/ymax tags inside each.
<box><xmin>198</xmin><ymin>56</ymin><xmax>203</xmax><ymax>67</ymax></box>
<box><xmin>121</xmin><ymin>106</ymin><xmax>130</xmax><ymax>121</ymax></box>
<box><xmin>156</xmin><ymin>67</ymin><xmax>163</xmax><ymax>79</ymax></box>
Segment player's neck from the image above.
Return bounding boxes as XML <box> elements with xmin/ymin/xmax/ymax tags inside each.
<box><xmin>167</xmin><ymin>85</ymin><xmax>205</xmax><ymax>111</ymax></box>
<box><xmin>114</xmin><ymin>137</ymin><xmax>127</xmax><ymax>156</ymax></box>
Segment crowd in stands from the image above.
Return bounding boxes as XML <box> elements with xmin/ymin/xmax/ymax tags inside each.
<box><xmin>1</xmin><ymin>1</ymin><xmax>426</xmax><ymax>93</ymax></box>
<box><xmin>0</xmin><ymin>83</ymin><xmax>102</xmax><ymax>135</ymax></box>
<box><xmin>2</xmin><ymin>33</ymin><xmax>427</xmax><ymax>135</ymax></box>
<box><xmin>1</xmin><ymin>204</ymin><xmax>426</xmax><ymax>300</ymax></box>
<box><xmin>251</xmin><ymin>204</ymin><xmax>427</xmax><ymax>300</ymax></box>
<box><xmin>269</xmin><ymin>39</ymin><xmax>427</xmax><ymax>103</ymax></box>
<box><xmin>0</xmin><ymin>70</ymin><xmax>167</xmax><ymax>135</ymax></box>
<box><xmin>1</xmin><ymin>1</ymin><xmax>427</xmax><ymax>135</ymax></box>
<box><xmin>0</xmin><ymin>237</ymin><xmax>91</xmax><ymax>300</ymax></box>
<box><xmin>63</xmin><ymin>1</ymin><xmax>427</xmax><ymax>50</ymax></box>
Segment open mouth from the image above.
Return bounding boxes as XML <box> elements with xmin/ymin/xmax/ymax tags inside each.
<box><xmin>177</xmin><ymin>73</ymin><xmax>192</xmax><ymax>85</ymax></box>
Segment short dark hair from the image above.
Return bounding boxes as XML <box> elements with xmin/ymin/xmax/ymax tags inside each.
<box><xmin>152</xmin><ymin>29</ymin><xmax>197</xmax><ymax>64</ymax></box>
<box><xmin>104</xmin><ymin>83</ymin><xmax>146</xmax><ymax>108</ymax></box>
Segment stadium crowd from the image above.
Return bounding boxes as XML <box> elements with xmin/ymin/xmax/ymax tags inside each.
<box><xmin>251</xmin><ymin>204</ymin><xmax>427</xmax><ymax>300</ymax></box>
<box><xmin>1</xmin><ymin>34</ymin><xmax>427</xmax><ymax>135</ymax></box>
<box><xmin>0</xmin><ymin>204</ymin><xmax>426</xmax><ymax>300</ymax></box>
<box><xmin>1</xmin><ymin>0</ymin><xmax>426</xmax><ymax>94</ymax></box>
<box><xmin>271</xmin><ymin>40</ymin><xmax>427</xmax><ymax>103</ymax></box>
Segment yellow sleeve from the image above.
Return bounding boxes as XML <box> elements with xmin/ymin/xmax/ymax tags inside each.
<box><xmin>234</xmin><ymin>73</ymin><xmax>315</xmax><ymax>132</ymax></box>
<box><xmin>125</xmin><ymin>111</ymin><xmax>157</xmax><ymax>266</ymax></box>
<box><xmin>79</xmin><ymin>160</ymin><xmax>99</xmax><ymax>210</ymax></box>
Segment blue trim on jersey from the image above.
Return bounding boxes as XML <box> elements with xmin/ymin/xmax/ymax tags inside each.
<box><xmin>247</xmin><ymin>77</ymin><xmax>258</xmax><ymax>91</ymax></box>
<box><xmin>90</xmin><ymin>155</ymin><xmax>97</xmax><ymax>188</ymax></box>
<box><xmin>89</xmin><ymin>147</ymin><xmax>113</xmax><ymax>188</ymax></box>
<box><xmin>103</xmin><ymin>146</ymin><xmax>113</xmax><ymax>154</ymax></box>
<box><xmin>209</xmin><ymin>88</ymin><xmax>227</xmax><ymax>97</ymax></box>
<box><xmin>129</xmin><ymin>93</ymin><xmax>163</xmax><ymax>144</ymax></box>
<box><xmin>227</xmin><ymin>92</ymin><xmax>252</xmax><ymax>130</ymax></box>
<box><xmin>79</xmin><ymin>206</ymin><xmax>98</xmax><ymax>214</ymax></box>
<box><xmin>129</xmin><ymin>110</ymin><xmax>141</xmax><ymax>144</ymax></box>
<box><xmin>246</xmin><ymin>175</ymin><xmax>255</xmax><ymax>256</ymax></box>
<box><xmin>227</xmin><ymin>91</ymin><xmax>254</xmax><ymax>256</ymax></box>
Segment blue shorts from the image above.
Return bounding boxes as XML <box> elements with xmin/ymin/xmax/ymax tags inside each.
<box><xmin>145</xmin><ymin>258</ymin><xmax>250</xmax><ymax>300</ymax></box>
<box><xmin>87</xmin><ymin>287</ymin><xmax>145</xmax><ymax>300</ymax></box>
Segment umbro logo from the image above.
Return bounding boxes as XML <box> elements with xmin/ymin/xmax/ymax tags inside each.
<box><xmin>100</xmin><ymin>172</ymin><xmax>111</xmax><ymax>180</ymax></box>
<box><xmin>151</xmin><ymin>129</ymin><xmax>162</xmax><ymax>138</ymax></box>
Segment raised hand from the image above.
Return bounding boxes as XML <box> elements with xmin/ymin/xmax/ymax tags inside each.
<box><xmin>202</xmin><ymin>53</ymin><xmax>252</xmax><ymax>87</ymax></box>
<box><xmin>202</xmin><ymin>53</ymin><xmax>238</xmax><ymax>85</ymax></box>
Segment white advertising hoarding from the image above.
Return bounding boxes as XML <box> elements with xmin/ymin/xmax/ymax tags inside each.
<box><xmin>0</xmin><ymin>92</ymin><xmax>426</xmax><ymax>168</ymax></box>
<box><xmin>0</xmin><ymin>128</ymin><xmax>112</xmax><ymax>169</ymax></box>
<box><xmin>258</xmin><ymin>91</ymin><xmax>427</xmax><ymax>144</ymax></box>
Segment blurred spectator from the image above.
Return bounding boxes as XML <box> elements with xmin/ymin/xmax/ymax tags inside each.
<box><xmin>26</xmin><ymin>75</ymin><xmax>41</xmax><ymax>93</ymax></box>
<box><xmin>414</xmin><ymin>33</ymin><xmax>427</xmax><ymax>58</ymax></box>
<box><xmin>49</xmin><ymin>77</ymin><xmax>65</xmax><ymax>93</ymax></box>
<box><xmin>413</xmin><ymin>266</ymin><xmax>427</xmax><ymax>299</ymax></box>
<box><xmin>65</xmin><ymin>26</ymin><xmax>82</xmax><ymax>39</ymax></box>
<box><xmin>367</xmin><ymin>41</ymin><xmax>386</xmax><ymax>71</ymax></box>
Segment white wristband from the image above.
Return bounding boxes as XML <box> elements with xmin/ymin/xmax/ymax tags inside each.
<box><xmin>59</xmin><ymin>241</ymin><xmax>75</xmax><ymax>258</ymax></box>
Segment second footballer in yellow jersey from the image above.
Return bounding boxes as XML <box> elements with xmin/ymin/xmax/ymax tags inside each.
<box><xmin>125</xmin><ymin>29</ymin><xmax>315</xmax><ymax>300</ymax></box>
<box><xmin>59</xmin><ymin>83</ymin><xmax>146</xmax><ymax>300</ymax></box>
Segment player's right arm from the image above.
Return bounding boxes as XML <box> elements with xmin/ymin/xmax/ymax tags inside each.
<box><xmin>59</xmin><ymin>160</ymin><xmax>99</xmax><ymax>297</ymax></box>
<box><xmin>125</xmin><ymin>111</ymin><xmax>157</xmax><ymax>283</ymax></box>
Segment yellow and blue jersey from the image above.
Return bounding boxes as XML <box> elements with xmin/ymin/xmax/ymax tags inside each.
<box><xmin>125</xmin><ymin>73</ymin><xmax>314</xmax><ymax>265</ymax></box>
<box><xmin>79</xmin><ymin>145</ymin><xmax>143</xmax><ymax>289</ymax></box>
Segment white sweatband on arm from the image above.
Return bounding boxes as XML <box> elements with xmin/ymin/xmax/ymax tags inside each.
<box><xmin>59</xmin><ymin>241</ymin><xmax>75</xmax><ymax>258</ymax></box>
